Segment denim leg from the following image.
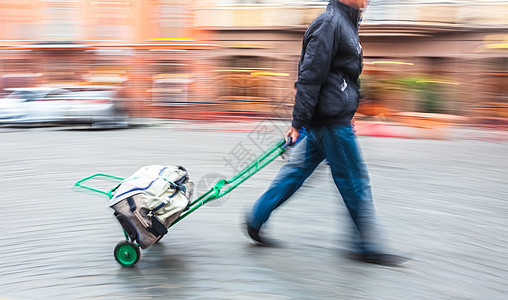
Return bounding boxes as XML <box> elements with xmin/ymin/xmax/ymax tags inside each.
<box><xmin>318</xmin><ymin>125</ymin><xmax>385</xmax><ymax>254</ymax></box>
<box><xmin>248</xmin><ymin>135</ymin><xmax>324</xmax><ymax>230</ymax></box>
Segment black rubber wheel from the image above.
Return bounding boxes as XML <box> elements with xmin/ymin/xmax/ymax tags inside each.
<box><xmin>114</xmin><ymin>241</ymin><xmax>140</xmax><ymax>267</ymax></box>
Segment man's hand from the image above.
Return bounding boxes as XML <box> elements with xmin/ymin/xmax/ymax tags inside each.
<box><xmin>286</xmin><ymin>127</ymin><xmax>300</xmax><ymax>146</ymax></box>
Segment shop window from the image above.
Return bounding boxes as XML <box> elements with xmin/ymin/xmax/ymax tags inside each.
<box><xmin>152</xmin><ymin>61</ymin><xmax>192</xmax><ymax>105</ymax></box>
<box><xmin>3</xmin><ymin>59</ymin><xmax>34</xmax><ymax>74</ymax></box>
<box><xmin>481</xmin><ymin>57</ymin><xmax>508</xmax><ymax>103</ymax></box>
<box><xmin>85</xmin><ymin>60</ymin><xmax>128</xmax><ymax>86</ymax></box>
<box><xmin>219</xmin><ymin>56</ymin><xmax>278</xmax><ymax>100</ymax></box>
<box><xmin>216</xmin><ymin>56</ymin><xmax>290</xmax><ymax>115</ymax></box>
<box><xmin>1</xmin><ymin>59</ymin><xmax>41</xmax><ymax>90</ymax></box>
<box><xmin>45</xmin><ymin>60</ymin><xmax>79</xmax><ymax>84</ymax></box>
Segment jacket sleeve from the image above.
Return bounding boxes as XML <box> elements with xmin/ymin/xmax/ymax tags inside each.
<box><xmin>292</xmin><ymin>19</ymin><xmax>337</xmax><ymax>130</ymax></box>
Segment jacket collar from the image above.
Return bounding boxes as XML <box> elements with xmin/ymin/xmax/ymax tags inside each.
<box><xmin>330</xmin><ymin>1</ymin><xmax>361</xmax><ymax>27</ymax></box>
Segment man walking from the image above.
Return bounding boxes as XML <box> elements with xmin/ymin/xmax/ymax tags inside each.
<box><xmin>245</xmin><ymin>0</ymin><xmax>408</xmax><ymax>266</ymax></box>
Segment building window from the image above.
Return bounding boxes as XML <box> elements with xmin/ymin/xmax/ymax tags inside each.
<box><xmin>153</xmin><ymin>0</ymin><xmax>190</xmax><ymax>39</ymax></box>
<box><xmin>89</xmin><ymin>0</ymin><xmax>133</xmax><ymax>41</ymax></box>
<box><xmin>0</xmin><ymin>0</ymin><xmax>38</xmax><ymax>40</ymax></box>
<box><xmin>41</xmin><ymin>0</ymin><xmax>80</xmax><ymax>41</ymax></box>
<box><xmin>236</xmin><ymin>0</ymin><xmax>262</xmax><ymax>4</ymax></box>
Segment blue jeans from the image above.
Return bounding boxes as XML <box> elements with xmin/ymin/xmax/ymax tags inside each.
<box><xmin>248</xmin><ymin>124</ymin><xmax>385</xmax><ymax>254</ymax></box>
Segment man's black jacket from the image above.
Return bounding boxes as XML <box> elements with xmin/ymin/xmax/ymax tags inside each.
<box><xmin>292</xmin><ymin>1</ymin><xmax>363</xmax><ymax>130</ymax></box>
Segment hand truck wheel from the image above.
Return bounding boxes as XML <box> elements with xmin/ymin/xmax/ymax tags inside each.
<box><xmin>114</xmin><ymin>241</ymin><xmax>140</xmax><ymax>267</ymax></box>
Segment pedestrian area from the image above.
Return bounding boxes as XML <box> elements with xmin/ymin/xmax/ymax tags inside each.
<box><xmin>0</xmin><ymin>126</ymin><xmax>506</xmax><ymax>299</ymax></box>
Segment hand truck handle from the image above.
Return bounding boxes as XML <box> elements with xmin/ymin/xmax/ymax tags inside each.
<box><xmin>74</xmin><ymin>173</ymin><xmax>125</xmax><ymax>199</ymax></box>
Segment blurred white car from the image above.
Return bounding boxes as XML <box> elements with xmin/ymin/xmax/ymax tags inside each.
<box><xmin>0</xmin><ymin>86</ymin><xmax>128</xmax><ymax>127</ymax></box>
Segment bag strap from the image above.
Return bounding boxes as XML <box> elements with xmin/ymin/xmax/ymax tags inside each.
<box><xmin>174</xmin><ymin>165</ymin><xmax>189</xmax><ymax>186</ymax></box>
<box><xmin>126</xmin><ymin>195</ymin><xmax>136</xmax><ymax>212</ymax></box>
<box><xmin>151</xmin><ymin>189</ymin><xmax>179</xmax><ymax>212</ymax></box>
<box><xmin>151</xmin><ymin>177</ymin><xmax>183</xmax><ymax>213</ymax></box>
<box><xmin>148</xmin><ymin>215</ymin><xmax>168</xmax><ymax>237</ymax></box>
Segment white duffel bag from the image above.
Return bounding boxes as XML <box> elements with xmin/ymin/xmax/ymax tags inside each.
<box><xmin>109</xmin><ymin>165</ymin><xmax>193</xmax><ymax>248</ymax></box>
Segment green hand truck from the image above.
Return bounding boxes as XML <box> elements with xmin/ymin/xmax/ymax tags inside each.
<box><xmin>74</xmin><ymin>138</ymin><xmax>292</xmax><ymax>266</ymax></box>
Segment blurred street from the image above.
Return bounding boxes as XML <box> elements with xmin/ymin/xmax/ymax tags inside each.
<box><xmin>0</xmin><ymin>122</ymin><xmax>507</xmax><ymax>300</ymax></box>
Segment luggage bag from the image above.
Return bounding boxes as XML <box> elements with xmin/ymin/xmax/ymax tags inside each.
<box><xmin>109</xmin><ymin>165</ymin><xmax>194</xmax><ymax>249</ymax></box>
<box><xmin>75</xmin><ymin>137</ymin><xmax>295</xmax><ymax>266</ymax></box>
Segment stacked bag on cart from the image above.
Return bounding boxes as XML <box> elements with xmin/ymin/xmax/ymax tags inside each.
<box><xmin>108</xmin><ymin>165</ymin><xmax>194</xmax><ymax>248</ymax></box>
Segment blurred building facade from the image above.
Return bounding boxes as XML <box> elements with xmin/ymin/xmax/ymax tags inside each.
<box><xmin>0</xmin><ymin>0</ymin><xmax>216</xmax><ymax>119</ymax></box>
<box><xmin>0</xmin><ymin>0</ymin><xmax>506</xmax><ymax>121</ymax></box>
<box><xmin>357</xmin><ymin>0</ymin><xmax>508</xmax><ymax>122</ymax></box>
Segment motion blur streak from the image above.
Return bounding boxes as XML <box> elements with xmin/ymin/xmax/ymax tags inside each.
<box><xmin>0</xmin><ymin>0</ymin><xmax>505</xmax><ymax>126</ymax></box>
<box><xmin>0</xmin><ymin>1</ymin><xmax>507</xmax><ymax>299</ymax></box>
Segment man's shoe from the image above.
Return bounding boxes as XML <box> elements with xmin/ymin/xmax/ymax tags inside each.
<box><xmin>347</xmin><ymin>251</ymin><xmax>410</xmax><ymax>267</ymax></box>
<box><xmin>245</xmin><ymin>223</ymin><xmax>277</xmax><ymax>247</ymax></box>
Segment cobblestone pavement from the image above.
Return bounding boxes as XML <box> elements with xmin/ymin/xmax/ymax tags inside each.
<box><xmin>0</xmin><ymin>122</ymin><xmax>507</xmax><ymax>300</ymax></box>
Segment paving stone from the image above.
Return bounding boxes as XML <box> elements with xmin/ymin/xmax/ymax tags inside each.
<box><xmin>0</xmin><ymin>125</ymin><xmax>507</xmax><ymax>299</ymax></box>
